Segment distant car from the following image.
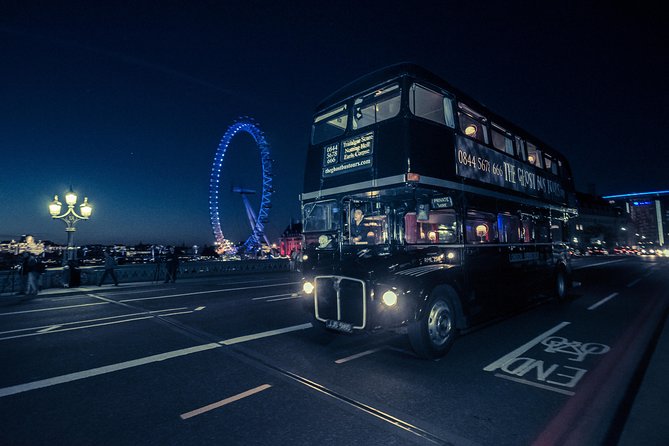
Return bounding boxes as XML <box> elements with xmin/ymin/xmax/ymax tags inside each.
<box><xmin>590</xmin><ymin>247</ymin><xmax>608</xmax><ymax>255</ymax></box>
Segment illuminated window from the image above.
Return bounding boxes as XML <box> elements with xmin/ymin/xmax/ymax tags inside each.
<box><xmin>404</xmin><ymin>210</ymin><xmax>458</xmax><ymax>244</ymax></box>
<box><xmin>312</xmin><ymin>105</ymin><xmax>348</xmax><ymax>144</ymax></box>
<box><xmin>352</xmin><ymin>84</ymin><xmax>401</xmax><ymax>130</ymax></box>
<box><xmin>465</xmin><ymin>210</ymin><xmax>497</xmax><ymax>244</ymax></box>
<box><xmin>498</xmin><ymin>213</ymin><xmax>521</xmax><ymax>243</ymax></box>
<box><xmin>526</xmin><ymin>142</ymin><xmax>542</xmax><ymax>168</ymax></box>
<box><xmin>458</xmin><ymin>103</ymin><xmax>488</xmax><ymax>144</ymax></box>
<box><xmin>409</xmin><ymin>83</ymin><xmax>455</xmax><ymax>128</ymax></box>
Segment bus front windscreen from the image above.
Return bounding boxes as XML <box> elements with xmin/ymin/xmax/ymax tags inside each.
<box><xmin>303</xmin><ymin>200</ymin><xmax>340</xmax><ymax>233</ymax></box>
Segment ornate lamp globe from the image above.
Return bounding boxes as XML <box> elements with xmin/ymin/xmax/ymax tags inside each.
<box><xmin>80</xmin><ymin>197</ymin><xmax>93</xmax><ymax>218</ymax></box>
<box><xmin>49</xmin><ymin>195</ymin><xmax>62</xmax><ymax>216</ymax></box>
<box><xmin>65</xmin><ymin>189</ymin><xmax>77</xmax><ymax>206</ymax></box>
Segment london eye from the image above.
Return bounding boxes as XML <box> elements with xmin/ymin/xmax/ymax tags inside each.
<box><xmin>209</xmin><ymin>117</ymin><xmax>273</xmax><ymax>254</ymax></box>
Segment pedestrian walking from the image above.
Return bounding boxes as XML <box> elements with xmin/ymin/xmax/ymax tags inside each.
<box><xmin>98</xmin><ymin>250</ymin><xmax>119</xmax><ymax>286</ymax></box>
<box><xmin>18</xmin><ymin>252</ymin><xmax>30</xmax><ymax>295</ymax></box>
<box><xmin>164</xmin><ymin>246</ymin><xmax>179</xmax><ymax>283</ymax></box>
<box><xmin>289</xmin><ymin>249</ymin><xmax>297</xmax><ymax>271</ymax></box>
<box><xmin>26</xmin><ymin>254</ymin><xmax>43</xmax><ymax>296</ymax></box>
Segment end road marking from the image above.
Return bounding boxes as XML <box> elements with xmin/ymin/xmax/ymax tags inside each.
<box><xmin>483</xmin><ymin>322</ymin><xmax>571</xmax><ymax>372</ymax></box>
<box><xmin>180</xmin><ymin>384</ymin><xmax>272</xmax><ymax>420</ymax></box>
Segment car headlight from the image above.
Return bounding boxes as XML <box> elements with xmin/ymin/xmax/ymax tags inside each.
<box><xmin>303</xmin><ymin>281</ymin><xmax>314</xmax><ymax>294</ymax></box>
<box><xmin>381</xmin><ymin>290</ymin><xmax>398</xmax><ymax>307</ymax></box>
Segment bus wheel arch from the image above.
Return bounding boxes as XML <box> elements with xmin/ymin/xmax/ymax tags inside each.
<box><xmin>408</xmin><ymin>285</ymin><xmax>462</xmax><ymax>359</ymax></box>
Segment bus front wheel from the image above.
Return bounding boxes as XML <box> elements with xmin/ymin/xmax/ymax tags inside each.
<box><xmin>408</xmin><ymin>291</ymin><xmax>459</xmax><ymax>359</ymax></box>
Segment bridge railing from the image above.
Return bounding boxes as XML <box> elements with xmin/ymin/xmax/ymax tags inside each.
<box><xmin>0</xmin><ymin>259</ymin><xmax>289</xmax><ymax>293</ymax></box>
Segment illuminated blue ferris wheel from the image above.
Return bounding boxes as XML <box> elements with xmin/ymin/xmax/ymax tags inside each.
<box><xmin>209</xmin><ymin>117</ymin><xmax>273</xmax><ymax>253</ymax></box>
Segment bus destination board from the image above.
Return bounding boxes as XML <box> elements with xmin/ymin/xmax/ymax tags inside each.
<box><xmin>322</xmin><ymin>131</ymin><xmax>374</xmax><ymax>177</ymax></box>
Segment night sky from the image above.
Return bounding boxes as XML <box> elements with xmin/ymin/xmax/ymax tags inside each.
<box><xmin>1</xmin><ymin>2</ymin><xmax>667</xmax><ymax>247</ymax></box>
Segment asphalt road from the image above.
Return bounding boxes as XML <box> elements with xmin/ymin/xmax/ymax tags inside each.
<box><xmin>0</xmin><ymin>256</ymin><xmax>666</xmax><ymax>445</ymax></box>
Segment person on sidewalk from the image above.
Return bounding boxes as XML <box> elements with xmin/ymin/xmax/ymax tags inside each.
<box><xmin>98</xmin><ymin>250</ymin><xmax>119</xmax><ymax>286</ymax></box>
<box><xmin>164</xmin><ymin>246</ymin><xmax>179</xmax><ymax>283</ymax></box>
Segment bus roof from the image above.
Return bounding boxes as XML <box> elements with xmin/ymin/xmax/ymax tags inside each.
<box><xmin>315</xmin><ymin>63</ymin><xmax>572</xmax><ymax>175</ymax></box>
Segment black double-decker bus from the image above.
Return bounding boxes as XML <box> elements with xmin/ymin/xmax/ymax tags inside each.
<box><xmin>300</xmin><ymin>64</ymin><xmax>577</xmax><ymax>358</ymax></box>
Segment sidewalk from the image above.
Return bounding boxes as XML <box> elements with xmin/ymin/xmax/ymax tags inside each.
<box><xmin>618</xmin><ymin>311</ymin><xmax>669</xmax><ymax>445</ymax></box>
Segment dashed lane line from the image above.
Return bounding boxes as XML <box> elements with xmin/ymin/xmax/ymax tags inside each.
<box><xmin>587</xmin><ymin>293</ymin><xmax>619</xmax><ymax>311</ymax></box>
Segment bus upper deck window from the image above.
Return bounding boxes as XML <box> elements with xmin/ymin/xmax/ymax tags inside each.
<box><xmin>352</xmin><ymin>84</ymin><xmax>400</xmax><ymax>130</ymax></box>
<box><xmin>312</xmin><ymin>105</ymin><xmax>348</xmax><ymax>145</ymax></box>
<box><xmin>409</xmin><ymin>83</ymin><xmax>455</xmax><ymax>128</ymax></box>
<box><xmin>458</xmin><ymin>103</ymin><xmax>489</xmax><ymax>144</ymax></box>
<box><xmin>491</xmin><ymin>124</ymin><xmax>515</xmax><ymax>155</ymax></box>
<box><xmin>526</xmin><ymin>142</ymin><xmax>542</xmax><ymax>168</ymax></box>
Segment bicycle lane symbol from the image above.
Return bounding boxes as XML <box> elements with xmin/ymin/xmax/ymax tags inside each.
<box><xmin>483</xmin><ymin>322</ymin><xmax>611</xmax><ymax>395</ymax></box>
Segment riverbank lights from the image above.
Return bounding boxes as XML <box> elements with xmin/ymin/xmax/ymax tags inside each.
<box><xmin>49</xmin><ymin>195</ymin><xmax>62</xmax><ymax>216</ymax></box>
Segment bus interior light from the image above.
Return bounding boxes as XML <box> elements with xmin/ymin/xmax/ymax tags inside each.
<box><xmin>447</xmin><ymin>251</ymin><xmax>455</xmax><ymax>260</ymax></box>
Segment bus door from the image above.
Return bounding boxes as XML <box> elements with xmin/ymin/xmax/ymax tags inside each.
<box><xmin>497</xmin><ymin>212</ymin><xmax>527</xmax><ymax>307</ymax></box>
<box><xmin>464</xmin><ymin>210</ymin><xmax>508</xmax><ymax>318</ymax></box>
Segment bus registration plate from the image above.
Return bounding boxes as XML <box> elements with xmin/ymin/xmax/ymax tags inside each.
<box><xmin>326</xmin><ymin>319</ymin><xmax>353</xmax><ymax>333</ymax></box>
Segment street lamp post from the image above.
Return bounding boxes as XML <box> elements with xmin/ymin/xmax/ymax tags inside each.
<box><xmin>49</xmin><ymin>188</ymin><xmax>93</xmax><ymax>264</ymax></box>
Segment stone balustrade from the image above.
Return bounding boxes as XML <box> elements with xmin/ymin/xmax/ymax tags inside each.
<box><xmin>0</xmin><ymin>259</ymin><xmax>289</xmax><ymax>294</ymax></box>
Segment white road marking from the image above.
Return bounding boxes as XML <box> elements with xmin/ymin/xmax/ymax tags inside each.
<box><xmin>573</xmin><ymin>258</ymin><xmax>628</xmax><ymax>270</ymax></box>
<box><xmin>251</xmin><ymin>293</ymin><xmax>293</xmax><ymax>301</ymax></box>
<box><xmin>180</xmin><ymin>384</ymin><xmax>272</xmax><ymax>420</ymax></box>
<box><xmin>0</xmin><ymin>316</ymin><xmax>154</xmax><ymax>341</ymax></box>
<box><xmin>0</xmin><ymin>307</ymin><xmax>189</xmax><ymax>337</ymax></box>
<box><xmin>220</xmin><ymin>323</ymin><xmax>313</xmax><ymax>345</ymax></box>
<box><xmin>335</xmin><ymin>348</ymin><xmax>384</xmax><ymax>364</ymax></box>
<box><xmin>0</xmin><ymin>343</ymin><xmax>222</xmax><ymax>398</ymax></box>
<box><xmin>36</xmin><ymin>325</ymin><xmax>62</xmax><ymax>333</ymax></box>
<box><xmin>588</xmin><ymin>293</ymin><xmax>619</xmax><ymax>310</ymax></box>
<box><xmin>0</xmin><ymin>301</ymin><xmax>109</xmax><ymax>316</ymax></box>
<box><xmin>194</xmin><ymin>306</ymin><xmax>205</xmax><ymax>311</ymax></box>
<box><xmin>483</xmin><ymin>322</ymin><xmax>571</xmax><ymax>372</ymax></box>
<box><xmin>119</xmin><ymin>282</ymin><xmax>301</xmax><ymax>303</ymax></box>
<box><xmin>626</xmin><ymin>278</ymin><xmax>642</xmax><ymax>288</ymax></box>
<box><xmin>266</xmin><ymin>296</ymin><xmax>299</xmax><ymax>302</ymax></box>
<box><xmin>0</xmin><ymin>322</ymin><xmax>312</xmax><ymax>398</ymax></box>
<box><xmin>494</xmin><ymin>373</ymin><xmax>575</xmax><ymax>396</ymax></box>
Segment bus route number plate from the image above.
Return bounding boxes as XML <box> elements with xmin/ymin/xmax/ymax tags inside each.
<box><xmin>326</xmin><ymin>320</ymin><xmax>353</xmax><ymax>333</ymax></box>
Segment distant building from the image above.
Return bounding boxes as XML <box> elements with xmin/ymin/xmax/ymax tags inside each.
<box><xmin>0</xmin><ymin>235</ymin><xmax>45</xmax><ymax>255</ymax></box>
<box><xmin>603</xmin><ymin>190</ymin><xmax>669</xmax><ymax>247</ymax></box>
<box><xmin>279</xmin><ymin>221</ymin><xmax>302</xmax><ymax>257</ymax></box>
<box><xmin>571</xmin><ymin>193</ymin><xmax>631</xmax><ymax>249</ymax></box>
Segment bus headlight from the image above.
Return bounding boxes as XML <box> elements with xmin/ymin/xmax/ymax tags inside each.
<box><xmin>447</xmin><ymin>251</ymin><xmax>456</xmax><ymax>260</ymax></box>
<box><xmin>381</xmin><ymin>290</ymin><xmax>398</xmax><ymax>307</ymax></box>
<box><xmin>302</xmin><ymin>254</ymin><xmax>309</xmax><ymax>261</ymax></box>
<box><xmin>303</xmin><ymin>281</ymin><xmax>314</xmax><ymax>294</ymax></box>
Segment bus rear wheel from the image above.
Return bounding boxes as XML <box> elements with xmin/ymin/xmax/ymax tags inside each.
<box><xmin>554</xmin><ymin>268</ymin><xmax>568</xmax><ymax>301</ymax></box>
<box><xmin>408</xmin><ymin>291</ymin><xmax>459</xmax><ymax>359</ymax></box>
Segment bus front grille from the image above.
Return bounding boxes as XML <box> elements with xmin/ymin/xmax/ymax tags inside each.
<box><xmin>314</xmin><ymin>276</ymin><xmax>366</xmax><ymax>329</ymax></box>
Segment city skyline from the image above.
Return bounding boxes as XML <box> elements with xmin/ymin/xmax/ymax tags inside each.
<box><xmin>1</xmin><ymin>3</ymin><xmax>667</xmax><ymax>247</ymax></box>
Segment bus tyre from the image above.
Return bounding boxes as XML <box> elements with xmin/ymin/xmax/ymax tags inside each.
<box><xmin>408</xmin><ymin>292</ymin><xmax>459</xmax><ymax>359</ymax></box>
<box><xmin>554</xmin><ymin>268</ymin><xmax>568</xmax><ymax>301</ymax></box>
